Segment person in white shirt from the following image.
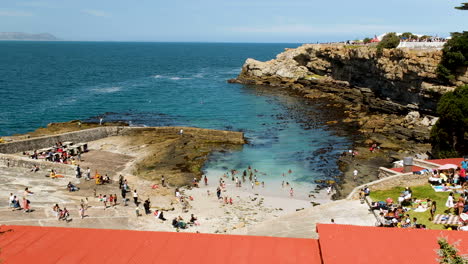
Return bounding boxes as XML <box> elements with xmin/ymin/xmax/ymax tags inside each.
<box><xmin>9</xmin><ymin>193</ymin><xmax>15</xmax><ymax>207</ymax></box>
<box><xmin>133</xmin><ymin>190</ymin><xmax>139</xmax><ymax>205</ymax></box>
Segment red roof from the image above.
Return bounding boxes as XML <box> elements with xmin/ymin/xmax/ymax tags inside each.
<box><xmin>390</xmin><ymin>165</ymin><xmax>425</xmax><ymax>173</ymax></box>
<box><xmin>0</xmin><ymin>225</ymin><xmax>321</xmax><ymax>264</ymax></box>
<box><xmin>426</xmin><ymin>158</ymin><xmax>464</xmax><ymax>167</ymax></box>
<box><xmin>317</xmin><ymin>224</ymin><xmax>468</xmax><ymax>264</ymax></box>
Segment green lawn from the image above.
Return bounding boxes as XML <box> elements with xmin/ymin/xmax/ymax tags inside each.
<box><xmin>369</xmin><ymin>185</ymin><xmax>455</xmax><ymax>230</ymax></box>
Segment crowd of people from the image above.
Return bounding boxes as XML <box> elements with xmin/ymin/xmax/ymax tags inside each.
<box><xmin>8</xmin><ymin>188</ymin><xmax>33</xmax><ymax>213</ymax></box>
<box><xmin>369</xmin><ymin>160</ymin><xmax>468</xmax><ymax>231</ymax></box>
<box><xmin>24</xmin><ymin>141</ymin><xmax>87</xmax><ymax>165</ymax></box>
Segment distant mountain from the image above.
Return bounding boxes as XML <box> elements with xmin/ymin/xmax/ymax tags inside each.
<box><xmin>0</xmin><ymin>32</ymin><xmax>59</xmax><ymax>41</ymax></box>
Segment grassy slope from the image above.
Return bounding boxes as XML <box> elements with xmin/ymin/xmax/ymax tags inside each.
<box><xmin>369</xmin><ymin>185</ymin><xmax>457</xmax><ymax>230</ymax></box>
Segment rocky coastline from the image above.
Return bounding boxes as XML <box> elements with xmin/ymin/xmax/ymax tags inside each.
<box><xmin>1</xmin><ymin>121</ymin><xmax>245</xmax><ymax>186</ymax></box>
<box><xmin>229</xmin><ymin>44</ymin><xmax>467</xmax><ymax>198</ymax></box>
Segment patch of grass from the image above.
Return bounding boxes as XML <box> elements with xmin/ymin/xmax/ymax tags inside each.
<box><xmin>370</xmin><ymin>184</ymin><xmax>457</xmax><ymax>230</ymax></box>
<box><xmin>344</xmin><ymin>45</ymin><xmax>365</xmax><ymax>49</ymax></box>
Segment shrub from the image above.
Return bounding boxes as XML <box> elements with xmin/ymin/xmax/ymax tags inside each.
<box><xmin>430</xmin><ymin>85</ymin><xmax>468</xmax><ymax>158</ymax></box>
<box><xmin>401</xmin><ymin>32</ymin><xmax>417</xmax><ymax>40</ymax></box>
<box><xmin>376</xmin><ymin>33</ymin><xmax>400</xmax><ymax>52</ymax></box>
<box><xmin>436</xmin><ymin>31</ymin><xmax>468</xmax><ymax>83</ymax></box>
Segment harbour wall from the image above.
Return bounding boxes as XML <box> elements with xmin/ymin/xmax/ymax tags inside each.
<box><xmin>0</xmin><ymin>126</ymin><xmax>245</xmax><ymax>154</ymax></box>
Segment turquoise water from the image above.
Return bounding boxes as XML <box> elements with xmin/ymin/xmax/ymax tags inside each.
<box><xmin>0</xmin><ymin>41</ymin><xmax>351</xmax><ymax>196</ymax></box>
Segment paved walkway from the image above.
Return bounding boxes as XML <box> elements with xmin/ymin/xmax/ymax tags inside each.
<box><xmin>232</xmin><ymin>199</ymin><xmax>376</xmax><ymax>238</ymax></box>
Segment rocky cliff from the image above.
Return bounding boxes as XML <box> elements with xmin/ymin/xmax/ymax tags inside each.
<box><xmin>230</xmin><ymin>44</ymin><xmax>468</xmax><ymax>197</ymax></box>
<box><xmin>231</xmin><ymin>44</ymin><xmax>467</xmax><ymax>115</ymax></box>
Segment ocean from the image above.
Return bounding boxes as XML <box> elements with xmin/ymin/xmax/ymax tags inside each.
<box><xmin>0</xmin><ymin>41</ymin><xmax>351</xmax><ymax>197</ymax></box>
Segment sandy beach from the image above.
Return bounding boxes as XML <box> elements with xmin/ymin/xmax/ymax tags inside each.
<box><xmin>0</xmin><ymin>128</ymin><xmax>333</xmax><ymax>235</ymax></box>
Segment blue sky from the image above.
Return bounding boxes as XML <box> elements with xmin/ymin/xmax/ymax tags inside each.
<box><xmin>0</xmin><ymin>0</ymin><xmax>466</xmax><ymax>42</ymax></box>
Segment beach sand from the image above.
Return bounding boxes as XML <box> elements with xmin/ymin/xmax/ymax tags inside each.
<box><xmin>0</xmin><ymin>132</ymin><xmax>333</xmax><ymax>235</ymax></box>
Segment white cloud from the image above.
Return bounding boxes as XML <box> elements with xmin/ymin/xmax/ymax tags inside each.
<box><xmin>229</xmin><ymin>24</ymin><xmax>402</xmax><ymax>34</ymax></box>
<box><xmin>0</xmin><ymin>9</ymin><xmax>33</xmax><ymax>17</ymax></box>
<box><xmin>82</xmin><ymin>9</ymin><xmax>110</xmax><ymax>18</ymax></box>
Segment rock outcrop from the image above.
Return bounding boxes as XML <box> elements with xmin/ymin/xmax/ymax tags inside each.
<box><xmin>231</xmin><ymin>44</ymin><xmax>467</xmax><ymax>115</ymax></box>
<box><xmin>229</xmin><ymin>44</ymin><xmax>468</xmax><ymax>198</ymax></box>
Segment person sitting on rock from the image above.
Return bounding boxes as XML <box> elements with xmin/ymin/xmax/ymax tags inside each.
<box><xmin>172</xmin><ymin>217</ymin><xmax>179</xmax><ymax>228</ymax></box>
<box><xmin>102</xmin><ymin>174</ymin><xmax>110</xmax><ymax>184</ymax></box>
<box><xmin>59</xmin><ymin>208</ymin><xmax>70</xmax><ymax>221</ymax></box>
<box><xmin>30</xmin><ymin>165</ymin><xmax>39</xmax><ymax>172</ymax></box>
<box><xmin>11</xmin><ymin>196</ymin><xmax>21</xmax><ymax>210</ymax></box>
<box><xmin>67</xmin><ymin>182</ymin><xmax>79</xmax><ymax>192</ymax></box>
<box><xmin>189</xmin><ymin>214</ymin><xmax>199</xmax><ymax>226</ymax></box>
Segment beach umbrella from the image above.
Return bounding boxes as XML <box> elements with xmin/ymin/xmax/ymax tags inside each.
<box><xmin>437</xmin><ymin>164</ymin><xmax>458</xmax><ymax>170</ymax></box>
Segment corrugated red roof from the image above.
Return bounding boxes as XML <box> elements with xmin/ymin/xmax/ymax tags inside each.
<box><xmin>0</xmin><ymin>225</ymin><xmax>321</xmax><ymax>264</ymax></box>
<box><xmin>427</xmin><ymin>158</ymin><xmax>464</xmax><ymax>166</ymax></box>
<box><xmin>390</xmin><ymin>165</ymin><xmax>425</xmax><ymax>173</ymax></box>
<box><xmin>317</xmin><ymin>224</ymin><xmax>468</xmax><ymax>264</ymax></box>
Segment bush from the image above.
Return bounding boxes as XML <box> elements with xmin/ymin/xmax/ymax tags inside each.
<box><xmin>377</xmin><ymin>33</ymin><xmax>400</xmax><ymax>52</ymax></box>
<box><xmin>401</xmin><ymin>32</ymin><xmax>417</xmax><ymax>40</ymax></box>
<box><xmin>363</xmin><ymin>37</ymin><xmax>372</xmax><ymax>44</ymax></box>
<box><xmin>430</xmin><ymin>85</ymin><xmax>468</xmax><ymax>158</ymax></box>
<box><xmin>436</xmin><ymin>31</ymin><xmax>468</xmax><ymax>83</ymax></box>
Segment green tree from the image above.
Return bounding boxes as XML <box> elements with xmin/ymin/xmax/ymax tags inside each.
<box><xmin>376</xmin><ymin>32</ymin><xmax>400</xmax><ymax>52</ymax></box>
<box><xmin>401</xmin><ymin>32</ymin><xmax>416</xmax><ymax>39</ymax></box>
<box><xmin>363</xmin><ymin>37</ymin><xmax>372</xmax><ymax>44</ymax></box>
<box><xmin>437</xmin><ymin>238</ymin><xmax>468</xmax><ymax>263</ymax></box>
<box><xmin>436</xmin><ymin>31</ymin><xmax>468</xmax><ymax>83</ymax></box>
<box><xmin>455</xmin><ymin>3</ymin><xmax>468</xmax><ymax>10</ymax></box>
<box><xmin>430</xmin><ymin>85</ymin><xmax>468</xmax><ymax>158</ymax></box>
<box><xmin>420</xmin><ymin>35</ymin><xmax>431</xmax><ymax>41</ymax></box>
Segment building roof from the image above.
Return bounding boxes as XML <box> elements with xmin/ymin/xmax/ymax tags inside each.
<box><xmin>0</xmin><ymin>225</ymin><xmax>321</xmax><ymax>264</ymax></box>
<box><xmin>317</xmin><ymin>224</ymin><xmax>468</xmax><ymax>264</ymax></box>
<box><xmin>390</xmin><ymin>165</ymin><xmax>425</xmax><ymax>173</ymax></box>
<box><xmin>427</xmin><ymin>158</ymin><xmax>464</xmax><ymax>167</ymax></box>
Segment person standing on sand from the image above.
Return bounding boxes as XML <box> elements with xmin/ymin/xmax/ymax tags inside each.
<box><xmin>86</xmin><ymin>167</ymin><xmax>91</xmax><ymax>181</ymax></box>
<box><xmin>204</xmin><ymin>175</ymin><xmax>208</xmax><ymax>186</ymax></box>
<box><xmin>353</xmin><ymin>169</ymin><xmax>358</xmax><ymax>180</ymax></box>
<box><xmin>79</xmin><ymin>203</ymin><xmax>85</xmax><ymax>219</ymax></box>
<box><xmin>121</xmin><ymin>187</ymin><xmax>127</xmax><ymax>203</ymax></box>
<box><xmin>290</xmin><ymin>188</ymin><xmax>294</xmax><ymax>197</ymax></box>
<box><xmin>161</xmin><ymin>175</ymin><xmax>166</xmax><ymax>187</ymax></box>
<box><xmin>133</xmin><ymin>190</ymin><xmax>139</xmax><ymax>205</ymax></box>
<box><xmin>103</xmin><ymin>195</ymin><xmax>108</xmax><ymax>209</ymax></box>
<box><xmin>75</xmin><ymin>165</ymin><xmax>81</xmax><ymax>178</ymax></box>
<box><xmin>216</xmin><ymin>187</ymin><xmax>221</xmax><ymax>199</ymax></box>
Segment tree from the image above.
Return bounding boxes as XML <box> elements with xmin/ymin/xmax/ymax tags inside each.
<box><xmin>363</xmin><ymin>37</ymin><xmax>372</xmax><ymax>44</ymax></box>
<box><xmin>376</xmin><ymin>33</ymin><xmax>400</xmax><ymax>51</ymax></box>
<box><xmin>420</xmin><ymin>35</ymin><xmax>431</xmax><ymax>41</ymax></box>
<box><xmin>401</xmin><ymin>32</ymin><xmax>417</xmax><ymax>40</ymax></box>
<box><xmin>430</xmin><ymin>85</ymin><xmax>468</xmax><ymax>158</ymax></box>
<box><xmin>455</xmin><ymin>3</ymin><xmax>468</xmax><ymax>10</ymax></box>
<box><xmin>436</xmin><ymin>31</ymin><xmax>468</xmax><ymax>83</ymax></box>
<box><xmin>437</xmin><ymin>238</ymin><xmax>468</xmax><ymax>263</ymax></box>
